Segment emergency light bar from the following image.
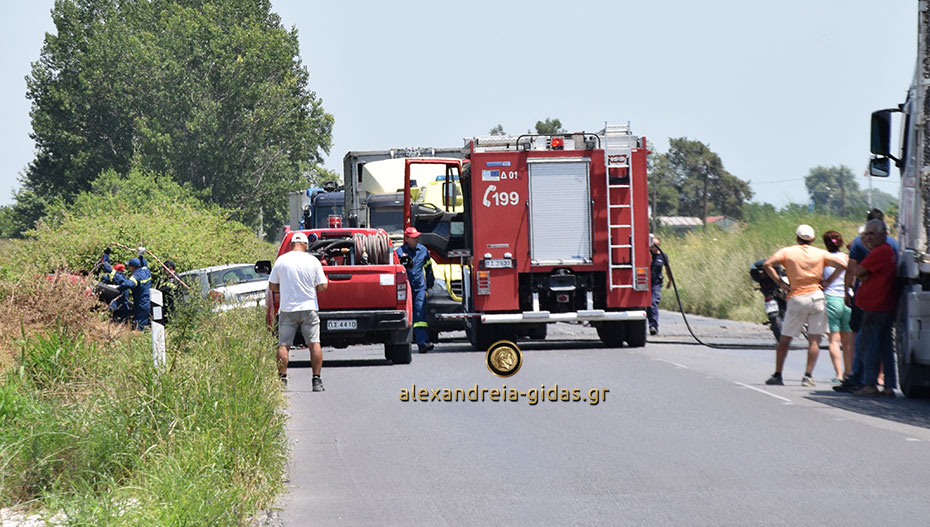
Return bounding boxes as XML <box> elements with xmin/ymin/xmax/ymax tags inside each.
<box><xmin>469</xmin><ymin>133</ymin><xmax>600</xmax><ymax>153</ymax></box>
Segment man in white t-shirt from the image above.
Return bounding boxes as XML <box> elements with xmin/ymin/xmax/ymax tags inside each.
<box><xmin>268</xmin><ymin>232</ymin><xmax>328</xmax><ymax>390</ymax></box>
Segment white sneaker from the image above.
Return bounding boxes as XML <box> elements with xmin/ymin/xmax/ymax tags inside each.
<box><xmin>801</xmin><ymin>375</ymin><xmax>816</xmax><ymax>387</ymax></box>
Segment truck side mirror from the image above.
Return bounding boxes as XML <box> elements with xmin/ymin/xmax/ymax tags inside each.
<box><xmin>255</xmin><ymin>260</ymin><xmax>272</xmax><ymax>275</ymax></box>
<box><xmin>442</xmin><ymin>182</ymin><xmax>453</xmax><ymax>208</ymax></box>
<box><xmin>870</xmin><ymin>110</ymin><xmax>894</xmax><ymax>157</ymax></box>
<box><xmin>869</xmin><ymin>156</ymin><xmax>891</xmax><ymax>178</ymax></box>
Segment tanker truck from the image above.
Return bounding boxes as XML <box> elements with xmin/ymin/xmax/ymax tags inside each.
<box><xmin>869</xmin><ymin>2</ymin><xmax>930</xmax><ymax>397</ymax></box>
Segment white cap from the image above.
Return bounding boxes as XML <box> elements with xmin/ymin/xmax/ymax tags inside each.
<box><xmin>291</xmin><ymin>232</ymin><xmax>309</xmax><ymax>244</ymax></box>
<box><xmin>796</xmin><ymin>224</ymin><xmax>815</xmax><ymax>241</ymax></box>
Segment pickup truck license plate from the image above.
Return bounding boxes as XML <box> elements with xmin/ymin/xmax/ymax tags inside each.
<box><xmin>484</xmin><ymin>258</ymin><xmax>513</xmax><ymax>269</ymax></box>
<box><xmin>327</xmin><ymin>319</ymin><xmax>357</xmax><ymax>330</ymax></box>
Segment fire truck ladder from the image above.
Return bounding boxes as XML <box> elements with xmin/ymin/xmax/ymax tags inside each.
<box><xmin>603</xmin><ymin>123</ymin><xmax>636</xmax><ymax>290</ymax></box>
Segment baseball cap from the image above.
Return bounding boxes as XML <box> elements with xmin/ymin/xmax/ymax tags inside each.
<box><xmin>404</xmin><ymin>227</ymin><xmax>421</xmax><ymax>238</ymax></box>
<box><xmin>127</xmin><ymin>258</ymin><xmax>141</xmax><ymax>268</ymax></box>
<box><xmin>796</xmin><ymin>224</ymin><xmax>815</xmax><ymax>241</ymax></box>
<box><xmin>291</xmin><ymin>232</ymin><xmax>309</xmax><ymax>244</ymax></box>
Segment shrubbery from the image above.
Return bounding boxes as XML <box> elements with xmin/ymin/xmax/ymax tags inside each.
<box><xmin>0</xmin><ymin>169</ymin><xmax>286</xmax><ymax>523</ymax></box>
<box><xmin>2</xmin><ymin>169</ymin><xmax>275</xmax><ymax>284</ymax></box>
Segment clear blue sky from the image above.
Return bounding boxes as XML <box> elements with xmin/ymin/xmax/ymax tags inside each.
<box><xmin>1</xmin><ymin>0</ymin><xmax>916</xmax><ymax>208</ymax></box>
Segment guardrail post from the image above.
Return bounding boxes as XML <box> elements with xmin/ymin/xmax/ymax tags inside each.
<box><xmin>150</xmin><ymin>288</ymin><xmax>166</xmax><ymax>370</ymax></box>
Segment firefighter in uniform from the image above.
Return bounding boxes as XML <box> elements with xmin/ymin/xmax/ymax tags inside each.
<box><xmin>161</xmin><ymin>259</ymin><xmax>181</xmax><ymax>321</ymax></box>
<box><xmin>119</xmin><ymin>248</ymin><xmax>153</xmax><ymax>330</ymax></box>
<box><xmin>396</xmin><ymin>227</ymin><xmax>435</xmax><ymax>353</ymax></box>
<box><xmin>99</xmin><ymin>248</ymin><xmax>132</xmax><ymax>323</ymax></box>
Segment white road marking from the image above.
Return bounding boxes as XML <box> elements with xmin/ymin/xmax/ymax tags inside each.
<box><xmin>652</xmin><ymin>358</ymin><xmax>690</xmax><ymax>369</ymax></box>
<box><xmin>733</xmin><ymin>382</ymin><xmax>792</xmax><ymax>403</ymax></box>
<box><xmin>906</xmin><ymin>437</ymin><xmax>921</xmax><ymax>442</ymax></box>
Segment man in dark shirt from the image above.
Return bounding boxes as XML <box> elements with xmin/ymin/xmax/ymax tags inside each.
<box><xmin>647</xmin><ymin>237</ymin><xmax>672</xmax><ymax>336</ymax></box>
<box><xmin>835</xmin><ymin>209</ymin><xmax>899</xmax><ymax>393</ymax></box>
<box><xmin>850</xmin><ymin>219</ymin><xmax>898</xmax><ymax>397</ymax></box>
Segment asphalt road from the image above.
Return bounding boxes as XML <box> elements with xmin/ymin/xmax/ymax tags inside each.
<box><xmin>278</xmin><ymin>310</ymin><xmax>930</xmax><ymax>526</ymax></box>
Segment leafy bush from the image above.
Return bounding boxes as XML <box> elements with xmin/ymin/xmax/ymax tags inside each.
<box><xmin>3</xmin><ymin>169</ymin><xmax>275</xmax><ymax>284</ymax></box>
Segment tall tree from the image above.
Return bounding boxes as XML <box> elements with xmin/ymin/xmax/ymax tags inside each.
<box><xmin>489</xmin><ymin>124</ymin><xmax>505</xmax><ymax>135</ymax></box>
<box><xmin>805</xmin><ymin>165</ymin><xmax>855</xmax><ymax>216</ymax></box>
<box><xmin>20</xmin><ymin>0</ymin><xmax>333</xmax><ymax>236</ymax></box>
<box><xmin>650</xmin><ymin>137</ymin><xmax>753</xmax><ymax>220</ymax></box>
<box><xmin>534</xmin><ymin>118</ymin><xmax>564</xmax><ymax>134</ymax></box>
<box><xmin>803</xmin><ymin>164</ymin><xmax>884</xmax><ymax>218</ymax></box>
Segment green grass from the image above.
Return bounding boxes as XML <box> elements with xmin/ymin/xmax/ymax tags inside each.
<box><xmin>661</xmin><ymin>211</ymin><xmax>865</xmax><ymax>322</ymax></box>
<box><xmin>0</xmin><ymin>303</ymin><xmax>287</xmax><ymax>525</ymax></box>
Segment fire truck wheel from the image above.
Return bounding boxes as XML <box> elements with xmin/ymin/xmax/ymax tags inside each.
<box><xmin>468</xmin><ymin>320</ymin><xmax>510</xmax><ymax>351</ymax></box>
<box><xmin>527</xmin><ymin>324</ymin><xmax>547</xmax><ymax>340</ymax></box>
<box><xmin>385</xmin><ymin>342</ymin><xmax>412</xmax><ymax>365</ymax></box>
<box><xmin>624</xmin><ymin>320</ymin><xmax>647</xmax><ymax>348</ymax></box>
<box><xmin>596</xmin><ymin>322</ymin><xmax>626</xmax><ymax>348</ymax></box>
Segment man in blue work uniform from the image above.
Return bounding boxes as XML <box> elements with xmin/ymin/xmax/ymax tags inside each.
<box><xmin>647</xmin><ymin>236</ymin><xmax>672</xmax><ymax>336</ymax></box>
<box><xmin>99</xmin><ymin>248</ymin><xmax>132</xmax><ymax>323</ymax></box>
<box><xmin>119</xmin><ymin>248</ymin><xmax>152</xmax><ymax>330</ymax></box>
<box><xmin>396</xmin><ymin>227</ymin><xmax>434</xmax><ymax>353</ymax></box>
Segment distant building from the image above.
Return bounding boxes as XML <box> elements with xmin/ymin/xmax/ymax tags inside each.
<box><xmin>655</xmin><ymin>215</ymin><xmax>740</xmax><ymax>233</ymax></box>
<box><xmin>705</xmin><ymin>216</ymin><xmax>740</xmax><ymax>231</ymax></box>
<box><xmin>656</xmin><ymin>216</ymin><xmax>703</xmax><ymax>233</ymax></box>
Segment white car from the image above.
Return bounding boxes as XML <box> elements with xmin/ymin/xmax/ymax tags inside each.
<box><xmin>178</xmin><ymin>263</ymin><xmax>269</xmax><ymax>311</ymax></box>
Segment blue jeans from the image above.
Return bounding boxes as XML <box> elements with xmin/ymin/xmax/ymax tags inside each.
<box><xmin>646</xmin><ymin>282</ymin><xmax>662</xmax><ymax>330</ymax></box>
<box><xmin>412</xmin><ymin>288</ymin><xmax>429</xmax><ymax>350</ymax></box>
<box><xmin>847</xmin><ymin>330</ymin><xmax>864</xmax><ymax>385</ymax></box>
<box><xmin>859</xmin><ymin>309</ymin><xmax>896</xmax><ymax>388</ymax></box>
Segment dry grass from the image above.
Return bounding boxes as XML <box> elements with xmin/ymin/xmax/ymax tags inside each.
<box><xmin>0</xmin><ymin>274</ymin><xmax>131</xmax><ymax>373</ymax></box>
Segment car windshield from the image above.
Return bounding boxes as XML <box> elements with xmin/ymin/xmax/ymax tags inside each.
<box><xmin>312</xmin><ymin>204</ymin><xmax>345</xmax><ymax>228</ymax></box>
<box><xmin>368</xmin><ymin>207</ymin><xmax>403</xmax><ymax>235</ymax></box>
<box><xmin>207</xmin><ymin>265</ymin><xmax>266</xmax><ymax>288</ymax></box>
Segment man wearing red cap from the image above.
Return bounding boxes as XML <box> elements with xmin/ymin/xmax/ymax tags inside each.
<box><xmin>396</xmin><ymin>227</ymin><xmax>435</xmax><ymax>353</ymax></box>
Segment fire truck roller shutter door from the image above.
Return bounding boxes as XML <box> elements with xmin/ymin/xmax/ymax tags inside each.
<box><xmin>527</xmin><ymin>159</ymin><xmax>593</xmax><ymax>264</ymax></box>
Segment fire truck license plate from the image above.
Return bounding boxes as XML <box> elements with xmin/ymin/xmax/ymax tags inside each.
<box><xmin>327</xmin><ymin>319</ymin><xmax>357</xmax><ymax>330</ymax></box>
<box><xmin>484</xmin><ymin>258</ymin><xmax>513</xmax><ymax>269</ymax></box>
<box><xmin>764</xmin><ymin>300</ymin><xmax>778</xmax><ymax>315</ymax></box>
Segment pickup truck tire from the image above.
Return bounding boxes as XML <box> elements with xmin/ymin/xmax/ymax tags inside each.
<box><xmin>385</xmin><ymin>342</ymin><xmax>412</xmax><ymax>365</ymax></box>
<box><xmin>624</xmin><ymin>319</ymin><xmax>647</xmax><ymax>348</ymax></box>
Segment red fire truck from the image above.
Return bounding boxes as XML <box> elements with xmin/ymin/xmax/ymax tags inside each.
<box><xmin>405</xmin><ymin>124</ymin><xmax>652</xmax><ymax>350</ymax></box>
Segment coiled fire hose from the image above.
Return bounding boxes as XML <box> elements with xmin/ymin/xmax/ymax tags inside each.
<box><xmin>353</xmin><ymin>232</ymin><xmax>392</xmax><ymax>265</ymax></box>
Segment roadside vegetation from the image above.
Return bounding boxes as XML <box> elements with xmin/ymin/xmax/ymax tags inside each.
<box><xmin>0</xmin><ymin>170</ymin><xmax>286</xmax><ymax>524</ymax></box>
<box><xmin>0</xmin><ymin>303</ymin><xmax>286</xmax><ymax>525</ymax></box>
<box><xmin>661</xmin><ymin>209</ymin><xmax>867</xmax><ymax>323</ymax></box>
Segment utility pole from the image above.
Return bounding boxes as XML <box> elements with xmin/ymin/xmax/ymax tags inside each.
<box><xmin>701</xmin><ymin>163</ymin><xmax>709</xmax><ymax>232</ymax></box>
<box><xmin>840</xmin><ymin>176</ymin><xmax>846</xmax><ymax>216</ymax></box>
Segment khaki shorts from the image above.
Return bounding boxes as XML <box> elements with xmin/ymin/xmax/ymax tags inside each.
<box><xmin>782</xmin><ymin>290</ymin><xmax>828</xmax><ymax>338</ymax></box>
<box><xmin>278</xmin><ymin>310</ymin><xmax>320</xmax><ymax>346</ymax></box>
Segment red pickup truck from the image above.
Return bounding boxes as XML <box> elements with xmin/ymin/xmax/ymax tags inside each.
<box><xmin>258</xmin><ymin>228</ymin><xmax>413</xmax><ymax>364</ymax></box>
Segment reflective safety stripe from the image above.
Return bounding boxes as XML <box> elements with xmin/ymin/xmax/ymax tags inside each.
<box><xmin>130</xmin><ymin>278</ymin><xmax>138</xmax><ymax>286</ymax></box>
<box><xmin>423</xmin><ymin>259</ymin><xmax>432</xmax><ymax>268</ymax></box>
<box><xmin>139</xmin><ymin>277</ymin><xmax>151</xmax><ymax>284</ymax></box>
<box><xmin>413</xmin><ymin>321</ymin><xmax>429</xmax><ymax>328</ymax></box>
